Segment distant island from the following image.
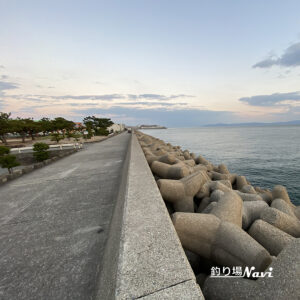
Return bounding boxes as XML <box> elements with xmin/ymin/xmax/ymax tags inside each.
<box><xmin>204</xmin><ymin>120</ymin><xmax>300</xmax><ymax>127</ymax></box>
<box><xmin>139</xmin><ymin>125</ymin><xmax>167</xmax><ymax>129</ymax></box>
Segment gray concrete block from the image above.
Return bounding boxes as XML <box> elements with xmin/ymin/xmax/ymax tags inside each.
<box><xmin>271</xmin><ymin>198</ymin><xmax>297</xmax><ymax>218</ymax></box>
<box><xmin>140</xmin><ymin>280</ymin><xmax>204</xmax><ymax>299</ymax></box>
<box><xmin>272</xmin><ymin>185</ymin><xmax>294</xmax><ymax>207</ymax></box>
<box><xmin>158</xmin><ymin>170</ymin><xmax>210</xmax><ymax>212</ymax></box>
<box><xmin>260</xmin><ymin>207</ymin><xmax>300</xmax><ymax>237</ymax></box>
<box><xmin>151</xmin><ymin>161</ymin><xmax>190</xmax><ymax>179</ymax></box>
<box><xmin>248</xmin><ymin>219</ymin><xmax>295</xmax><ymax>256</ymax></box>
<box><xmin>242</xmin><ymin>201</ymin><xmax>268</xmax><ymax>230</ymax></box>
<box><xmin>210</xmin><ymin>191</ymin><xmax>243</xmax><ymax>227</ymax></box>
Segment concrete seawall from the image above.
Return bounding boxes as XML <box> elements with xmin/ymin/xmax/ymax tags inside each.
<box><xmin>97</xmin><ymin>133</ymin><xmax>203</xmax><ymax>299</ymax></box>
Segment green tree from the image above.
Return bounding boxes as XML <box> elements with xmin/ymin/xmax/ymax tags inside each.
<box><xmin>13</xmin><ymin>118</ymin><xmax>28</xmax><ymax>143</ymax></box>
<box><xmin>38</xmin><ymin>117</ymin><xmax>53</xmax><ymax>136</ymax></box>
<box><xmin>14</xmin><ymin>118</ymin><xmax>41</xmax><ymax>141</ymax></box>
<box><xmin>51</xmin><ymin>117</ymin><xmax>74</xmax><ymax>137</ymax></box>
<box><xmin>0</xmin><ymin>155</ymin><xmax>20</xmax><ymax>174</ymax></box>
<box><xmin>0</xmin><ymin>146</ymin><xmax>10</xmax><ymax>156</ymax></box>
<box><xmin>33</xmin><ymin>142</ymin><xmax>50</xmax><ymax>162</ymax></box>
<box><xmin>0</xmin><ymin>112</ymin><xmax>13</xmax><ymax>144</ymax></box>
<box><xmin>83</xmin><ymin>116</ymin><xmax>113</xmax><ymax>136</ymax></box>
<box><xmin>0</xmin><ymin>146</ymin><xmax>20</xmax><ymax>174</ymax></box>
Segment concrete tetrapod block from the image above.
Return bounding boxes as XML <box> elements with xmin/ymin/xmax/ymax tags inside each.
<box><xmin>210</xmin><ymin>191</ymin><xmax>243</xmax><ymax>227</ymax></box>
<box><xmin>271</xmin><ymin>198</ymin><xmax>297</xmax><ymax>218</ymax></box>
<box><xmin>236</xmin><ymin>175</ymin><xmax>248</xmax><ymax>190</ymax></box>
<box><xmin>158</xmin><ymin>170</ymin><xmax>210</xmax><ymax>212</ymax></box>
<box><xmin>210</xmin><ymin>171</ymin><xmax>236</xmax><ymax>184</ymax></box>
<box><xmin>211</xmin><ymin>221</ymin><xmax>272</xmax><ymax>271</ymax></box>
<box><xmin>146</xmin><ymin>153</ymin><xmax>179</xmax><ymax>166</ymax></box>
<box><xmin>151</xmin><ymin>161</ymin><xmax>190</xmax><ymax>179</ymax></box>
<box><xmin>202</xmin><ymin>238</ymin><xmax>300</xmax><ymax>300</ymax></box>
<box><xmin>210</xmin><ymin>190</ymin><xmax>224</xmax><ymax>202</ymax></box>
<box><xmin>259</xmin><ymin>191</ymin><xmax>273</xmax><ymax>204</ymax></box>
<box><xmin>217</xmin><ymin>163</ymin><xmax>230</xmax><ymax>174</ymax></box>
<box><xmin>202</xmin><ymin>202</ymin><xmax>218</xmax><ymax>214</ymax></box>
<box><xmin>235</xmin><ymin>190</ymin><xmax>264</xmax><ymax>202</ymax></box>
<box><xmin>183</xmin><ymin>150</ymin><xmax>191</xmax><ymax>160</ymax></box>
<box><xmin>240</xmin><ymin>184</ymin><xmax>257</xmax><ymax>194</ymax></box>
<box><xmin>183</xmin><ymin>159</ymin><xmax>196</xmax><ymax>167</ymax></box>
<box><xmin>194</xmin><ymin>155</ymin><xmax>214</xmax><ymax>171</ymax></box>
<box><xmin>196</xmin><ymin>180</ymin><xmax>232</xmax><ymax>199</ymax></box>
<box><xmin>272</xmin><ymin>185</ymin><xmax>295</xmax><ymax>207</ymax></box>
<box><xmin>197</xmin><ymin>197</ymin><xmax>211</xmax><ymax>213</ymax></box>
<box><xmin>260</xmin><ymin>207</ymin><xmax>300</xmax><ymax>237</ymax></box>
<box><xmin>172</xmin><ymin>213</ymin><xmax>221</xmax><ymax>259</ymax></box>
<box><xmin>172</xmin><ymin>213</ymin><xmax>272</xmax><ymax>271</ymax></box>
<box><xmin>248</xmin><ymin>219</ymin><xmax>295</xmax><ymax>256</ymax></box>
<box><xmin>193</xmin><ymin>164</ymin><xmax>208</xmax><ymax>173</ymax></box>
<box><xmin>242</xmin><ymin>201</ymin><xmax>269</xmax><ymax>230</ymax></box>
<box><xmin>295</xmin><ymin>206</ymin><xmax>300</xmax><ymax>220</ymax></box>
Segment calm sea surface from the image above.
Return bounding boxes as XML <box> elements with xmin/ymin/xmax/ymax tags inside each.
<box><xmin>141</xmin><ymin>126</ymin><xmax>300</xmax><ymax>206</ymax></box>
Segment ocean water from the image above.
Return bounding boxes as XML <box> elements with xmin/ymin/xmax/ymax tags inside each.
<box><xmin>141</xmin><ymin>125</ymin><xmax>300</xmax><ymax>206</ymax></box>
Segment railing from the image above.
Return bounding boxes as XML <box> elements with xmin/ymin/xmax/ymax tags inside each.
<box><xmin>10</xmin><ymin>143</ymin><xmax>83</xmax><ymax>153</ymax></box>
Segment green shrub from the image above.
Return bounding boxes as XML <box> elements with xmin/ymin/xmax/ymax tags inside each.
<box><xmin>51</xmin><ymin>133</ymin><xmax>64</xmax><ymax>143</ymax></box>
<box><xmin>0</xmin><ymin>154</ymin><xmax>20</xmax><ymax>173</ymax></box>
<box><xmin>33</xmin><ymin>142</ymin><xmax>49</xmax><ymax>152</ymax></box>
<box><xmin>33</xmin><ymin>142</ymin><xmax>50</xmax><ymax>162</ymax></box>
<box><xmin>34</xmin><ymin>151</ymin><xmax>49</xmax><ymax>162</ymax></box>
<box><xmin>0</xmin><ymin>146</ymin><xmax>10</xmax><ymax>156</ymax></box>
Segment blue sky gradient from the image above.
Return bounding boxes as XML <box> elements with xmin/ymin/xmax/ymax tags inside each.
<box><xmin>1</xmin><ymin>0</ymin><xmax>300</xmax><ymax>125</ymax></box>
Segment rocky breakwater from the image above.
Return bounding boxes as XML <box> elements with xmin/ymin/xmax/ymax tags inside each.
<box><xmin>136</xmin><ymin>131</ymin><xmax>300</xmax><ymax>300</ymax></box>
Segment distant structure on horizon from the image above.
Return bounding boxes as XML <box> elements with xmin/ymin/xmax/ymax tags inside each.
<box><xmin>108</xmin><ymin>123</ymin><xmax>125</xmax><ymax>133</ymax></box>
<box><xmin>139</xmin><ymin>124</ymin><xmax>167</xmax><ymax>129</ymax></box>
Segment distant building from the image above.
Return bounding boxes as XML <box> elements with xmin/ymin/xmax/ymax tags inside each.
<box><xmin>107</xmin><ymin>123</ymin><xmax>125</xmax><ymax>133</ymax></box>
<box><xmin>74</xmin><ymin>122</ymin><xmax>84</xmax><ymax>129</ymax></box>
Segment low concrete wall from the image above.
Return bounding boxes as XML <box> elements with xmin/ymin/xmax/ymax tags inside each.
<box><xmin>96</xmin><ymin>133</ymin><xmax>203</xmax><ymax>299</ymax></box>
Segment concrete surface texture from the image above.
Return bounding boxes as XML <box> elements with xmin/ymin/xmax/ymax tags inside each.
<box><xmin>114</xmin><ymin>134</ymin><xmax>203</xmax><ymax>299</ymax></box>
<box><xmin>0</xmin><ymin>133</ymin><xmax>130</xmax><ymax>300</ymax></box>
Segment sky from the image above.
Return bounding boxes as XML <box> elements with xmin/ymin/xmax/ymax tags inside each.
<box><xmin>1</xmin><ymin>0</ymin><xmax>300</xmax><ymax>126</ymax></box>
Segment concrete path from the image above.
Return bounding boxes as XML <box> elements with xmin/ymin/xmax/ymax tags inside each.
<box><xmin>0</xmin><ymin>133</ymin><xmax>131</xmax><ymax>300</ymax></box>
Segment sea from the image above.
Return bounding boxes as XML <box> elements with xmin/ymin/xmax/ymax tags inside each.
<box><xmin>141</xmin><ymin>125</ymin><xmax>300</xmax><ymax>206</ymax></box>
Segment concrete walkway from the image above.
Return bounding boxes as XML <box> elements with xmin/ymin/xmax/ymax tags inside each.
<box><xmin>0</xmin><ymin>133</ymin><xmax>131</xmax><ymax>300</ymax></box>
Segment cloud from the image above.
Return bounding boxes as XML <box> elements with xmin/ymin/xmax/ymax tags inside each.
<box><xmin>137</xmin><ymin>94</ymin><xmax>194</xmax><ymax>100</ymax></box>
<box><xmin>73</xmin><ymin>106</ymin><xmax>237</xmax><ymax>127</ymax></box>
<box><xmin>0</xmin><ymin>75</ymin><xmax>8</xmax><ymax>80</ymax></box>
<box><xmin>52</xmin><ymin>94</ymin><xmax>126</xmax><ymax>101</ymax></box>
<box><xmin>51</xmin><ymin>93</ymin><xmax>193</xmax><ymax>101</ymax></box>
<box><xmin>69</xmin><ymin>102</ymin><xmax>99</xmax><ymax>106</ymax></box>
<box><xmin>0</xmin><ymin>80</ymin><xmax>19</xmax><ymax>95</ymax></box>
<box><xmin>2</xmin><ymin>93</ymin><xmax>194</xmax><ymax>104</ymax></box>
<box><xmin>115</xmin><ymin>101</ymin><xmax>188</xmax><ymax>106</ymax></box>
<box><xmin>0</xmin><ymin>65</ymin><xmax>4</xmax><ymax>69</ymax></box>
<box><xmin>239</xmin><ymin>92</ymin><xmax>300</xmax><ymax>106</ymax></box>
<box><xmin>0</xmin><ymin>81</ymin><xmax>18</xmax><ymax>91</ymax></box>
<box><xmin>253</xmin><ymin>42</ymin><xmax>300</xmax><ymax>68</ymax></box>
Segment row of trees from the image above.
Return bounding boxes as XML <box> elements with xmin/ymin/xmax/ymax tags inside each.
<box><xmin>0</xmin><ymin>112</ymin><xmax>114</xmax><ymax>144</ymax></box>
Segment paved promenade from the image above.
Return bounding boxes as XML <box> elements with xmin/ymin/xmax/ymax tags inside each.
<box><xmin>0</xmin><ymin>133</ymin><xmax>130</xmax><ymax>300</ymax></box>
